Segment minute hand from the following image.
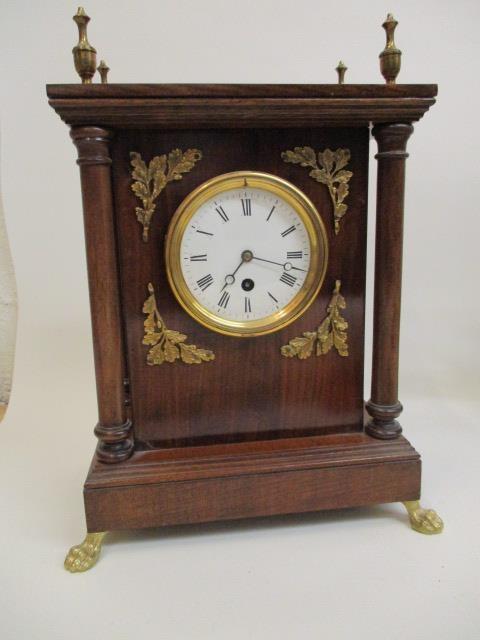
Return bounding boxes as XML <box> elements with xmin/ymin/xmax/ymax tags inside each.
<box><xmin>252</xmin><ymin>255</ymin><xmax>306</xmax><ymax>272</ymax></box>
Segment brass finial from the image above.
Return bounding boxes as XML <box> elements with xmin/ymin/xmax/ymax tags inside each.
<box><xmin>379</xmin><ymin>13</ymin><xmax>401</xmax><ymax>85</ymax></box>
<box><xmin>336</xmin><ymin>61</ymin><xmax>347</xmax><ymax>84</ymax></box>
<box><xmin>72</xmin><ymin>7</ymin><xmax>97</xmax><ymax>84</ymax></box>
<box><xmin>97</xmin><ymin>60</ymin><xmax>110</xmax><ymax>84</ymax></box>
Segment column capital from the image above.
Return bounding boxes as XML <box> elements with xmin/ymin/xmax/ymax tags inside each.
<box><xmin>373</xmin><ymin>123</ymin><xmax>413</xmax><ymax>158</ymax></box>
<box><xmin>70</xmin><ymin>126</ymin><xmax>114</xmax><ymax>165</ymax></box>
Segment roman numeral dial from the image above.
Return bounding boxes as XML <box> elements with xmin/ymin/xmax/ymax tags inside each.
<box><xmin>218</xmin><ymin>291</ymin><xmax>230</xmax><ymax>309</ymax></box>
<box><xmin>281</xmin><ymin>225</ymin><xmax>296</xmax><ymax>237</ymax></box>
<box><xmin>280</xmin><ymin>272</ymin><xmax>297</xmax><ymax>287</ymax></box>
<box><xmin>196</xmin><ymin>273</ymin><xmax>213</xmax><ymax>291</ymax></box>
<box><xmin>241</xmin><ymin>198</ymin><xmax>252</xmax><ymax>216</ymax></box>
<box><xmin>215</xmin><ymin>205</ymin><xmax>229</xmax><ymax>222</ymax></box>
<box><xmin>167</xmin><ymin>172</ymin><xmax>327</xmax><ymax>337</ymax></box>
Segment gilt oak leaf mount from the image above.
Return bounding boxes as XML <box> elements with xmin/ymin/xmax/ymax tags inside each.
<box><xmin>49</xmin><ymin>9</ymin><xmax>444</xmax><ymax>573</ymax></box>
<box><xmin>143</xmin><ymin>283</ymin><xmax>215</xmax><ymax>365</ymax></box>
<box><xmin>281</xmin><ymin>280</ymin><xmax>349</xmax><ymax>359</ymax></box>
<box><xmin>281</xmin><ymin>147</ymin><xmax>352</xmax><ymax>234</ymax></box>
<box><xmin>130</xmin><ymin>149</ymin><xmax>202</xmax><ymax>241</ymax></box>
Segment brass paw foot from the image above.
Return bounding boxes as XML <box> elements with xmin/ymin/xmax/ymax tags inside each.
<box><xmin>402</xmin><ymin>501</ymin><xmax>444</xmax><ymax>535</ymax></box>
<box><xmin>64</xmin><ymin>532</ymin><xmax>107</xmax><ymax>572</ymax></box>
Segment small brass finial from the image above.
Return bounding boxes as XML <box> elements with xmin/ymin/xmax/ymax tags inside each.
<box><xmin>379</xmin><ymin>13</ymin><xmax>401</xmax><ymax>85</ymax></box>
<box><xmin>336</xmin><ymin>61</ymin><xmax>347</xmax><ymax>84</ymax></box>
<box><xmin>72</xmin><ymin>7</ymin><xmax>97</xmax><ymax>84</ymax></box>
<box><xmin>97</xmin><ymin>60</ymin><xmax>110</xmax><ymax>84</ymax></box>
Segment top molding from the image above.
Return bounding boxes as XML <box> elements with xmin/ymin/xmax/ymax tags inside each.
<box><xmin>47</xmin><ymin>83</ymin><xmax>437</xmax><ymax>129</ymax></box>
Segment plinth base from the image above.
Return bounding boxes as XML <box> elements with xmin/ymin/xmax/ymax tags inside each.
<box><xmin>83</xmin><ymin>432</ymin><xmax>421</xmax><ymax>532</ymax></box>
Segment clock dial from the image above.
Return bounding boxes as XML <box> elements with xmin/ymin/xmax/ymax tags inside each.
<box><xmin>181</xmin><ymin>189</ymin><xmax>310</xmax><ymax>322</ymax></box>
<box><xmin>166</xmin><ymin>172</ymin><xmax>328</xmax><ymax>337</ymax></box>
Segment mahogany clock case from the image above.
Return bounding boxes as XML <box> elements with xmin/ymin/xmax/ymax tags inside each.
<box><xmin>113</xmin><ymin>127</ymin><xmax>368</xmax><ymax>448</ymax></box>
<box><xmin>47</xmin><ymin>84</ymin><xmax>437</xmax><ymax>534</ymax></box>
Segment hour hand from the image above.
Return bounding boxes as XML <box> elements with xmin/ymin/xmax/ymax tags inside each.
<box><xmin>220</xmin><ymin>251</ymin><xmax>253</xmax><ymax>290</ymax></box>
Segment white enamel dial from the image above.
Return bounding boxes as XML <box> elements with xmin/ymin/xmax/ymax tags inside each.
<box><xmin>166</xmin><ymin>172</ymin><xmax>328</xmax><ymax>337</ymax></box>
<box><xmin>181</xmin><ymin>188</ymin><xmax>310</xmax><ymax>321</ymax></box>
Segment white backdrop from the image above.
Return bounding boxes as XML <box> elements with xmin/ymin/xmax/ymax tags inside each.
<box><xmin>1</xmin><ymin>1</ymin><xmax>479</xmax><ymax>639</ymax></box>
<box><xmin>0</xmin><ymin>156</ymin><xmax>16</xmax><ymax>405</ymax></box>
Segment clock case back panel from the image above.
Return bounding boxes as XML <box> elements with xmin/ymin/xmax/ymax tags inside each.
<box><xmin>112</xmin><ymin>127</ymin><xmax>368</xmax><ymax>447</ymax></box>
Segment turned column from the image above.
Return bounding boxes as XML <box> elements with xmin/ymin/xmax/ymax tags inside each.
<box><xmin>71</xmin><ymin>127</ymin><xmax>133</xmax><ymax>462</ymax></box>
<box><xmin>366</xmin><ymin>123</ymin><xmax>413</xmax><ymax>440</ymax></box>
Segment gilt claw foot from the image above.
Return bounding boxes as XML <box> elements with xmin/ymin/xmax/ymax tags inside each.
<box><xmin>402</xmin><ymin>501</ymin><xmax>444</xmax><ymax>535</ymax></box>
<box><xmin>64</xmin><ymin>532</ymin><xmax>107</xmax><ymax>572</ymax></box>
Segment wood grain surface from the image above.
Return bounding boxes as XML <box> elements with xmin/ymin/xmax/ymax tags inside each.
<box><xmin>84</xmin><ymin>433</ymin><xmax>421</xmax><ymax>531</ymax></box>
<box><xmin>47</xmin><ymin>84</ymin><xmax>436</xmax><ymax>128</ymax></box>
<box><xmin>112</xmin><ymin>127</ymin><xmax>368</xmax><ymax>447</ymax></box>
<box><xmin>47</xmin><ymin>83</ymin><xmax>435</xmax><ymax>533</ymax></box>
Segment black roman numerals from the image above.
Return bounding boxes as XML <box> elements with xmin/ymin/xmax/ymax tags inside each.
<box><xmin>266</xmin><ymin>205</ymin><xmax>276</xmax><ymax>221</ymax></box>
<box><xmin>196</xmin><ymin>274</ymin><xmax>214</xmax><ymax>291</ymax></box>
<box><xmin>268</xmin><ymin>291</ymin><xmax>278</xmax><ymax>303</ymax></box>
<box><xmin>279</xmin><ymin>272</ymin><xmax>297</xmax><ymax>287</ymax></box>
<box><xmin>241</xmin><ymin>198</ymin><xmax>252</xmax><ymax>216</ymax></box>
<box><xmin>287</xmin><ymin>251</ymin><xmax>303</xmax><ymax>259</ymax></box>
<box><xmin>215</xmin><ymin>205</ymin><xmax>229</xmax><ymax>222</ymax></box>
<box><xmin>281</xmin><ymin>225</ymin><xmax>296</xmax><ymax>237</ymax></box>
<box><xmin>218</xmin><ymin>291</ymin><xmax>230</xmax><ymax>309</ymax></box>
<box><xmin>190</xmin><ymin>254</ymin><xmax>207</xmax><ymax>262</ymax></box>
<box><xmin>244</xmin><ymin>297</ymin><xmax>252</xmax><ymax>313</ymax></box>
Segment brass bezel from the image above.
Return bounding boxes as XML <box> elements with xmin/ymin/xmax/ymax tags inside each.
<box><xmin>165</xmin><ymin>171</ymin><xmax>328</xmax><ymax>337</ymax></box>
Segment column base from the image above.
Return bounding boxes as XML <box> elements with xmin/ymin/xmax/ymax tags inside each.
<box><xmin>365</xmin><ymin>400</ymin><xmax>403</xmax><ymax>439</ymax></box>
<box><xmin>94</xmin><ymin>420</ymin><xmax>134</xmax><ymax>463</ymax></box>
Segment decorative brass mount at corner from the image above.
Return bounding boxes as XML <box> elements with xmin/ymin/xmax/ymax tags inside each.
<box><xmin>336</xmin><ymin>61</ymin><xmax>347</xmax><ymax>84</ymax></box>
<box><xmin>281</xmin><ymin>280</ymin><xmax>349</xmax><ymax>360</ymax></box>
<box><xmin>143</xmin><ymin>283</ymin><xmax>215</xmax><ymax>365</ymax></box>
<box><xmin>281</xmin><ymin>147</ymin><xmax>353</xmax><ymax>235</ymax></box>
<box><xmin>380</xmin><ymin>13</ymin><xmax>401</xmax><ymax>85</ymax></box>
<box><xmin>130</xmin><ymin>149</ymin><xmax>203</xmax><ymax>242</ymax></box>
<box><xmin>72</xmin><ymin>7</ymin><xmax>97</xmax><ymax>84</ymax></box>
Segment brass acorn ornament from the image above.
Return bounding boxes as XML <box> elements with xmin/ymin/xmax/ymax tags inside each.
<box><xmin>72</xmin><ymin>7</ymin><xmax>97</xmax><ymax>84</ymax></box>
<box><xmin>97</xmin><ymin>60</ymin><xmax>110</xmax><ymax>84</ymax></box>
<box><xmin>336</xmin><ymin>60</ymin><xmax>347</xmax><ymax>84</ymax></box>
<box><xmin>379</xmin><ymin>13</ymin><xmax>401</xmax><ymax>85</ymax></box>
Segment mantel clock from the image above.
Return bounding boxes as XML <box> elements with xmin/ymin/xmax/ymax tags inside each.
<box><xmin>48</xmin><ymin>9</ymin><xmax>443</xmax><ymax>572</ymax></box>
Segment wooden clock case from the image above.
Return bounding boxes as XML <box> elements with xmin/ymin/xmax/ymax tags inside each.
<box><xmin>47</xmin><ymin>83</ymin><xmax>437</xmax><ymax>538</ymax></box>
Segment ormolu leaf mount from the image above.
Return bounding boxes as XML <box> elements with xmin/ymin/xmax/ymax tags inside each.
<box><xmin>281</xmin><ymin>280</ymin><xmax>349</xmax><ymax>359</ymax></box>
<box><xmin>130</xmin><ymin>149</ymin><xmax>202</xmax><ymax>242</ymax></box>
<box><xmin>281</xmin><ymin>147</ymin><xmax>353</xmax><ymax>235</ymax></box>
<box><xmin>143</xmin><ymin>283</ymin><xmax>214</xmax><ymax>365</ymax></box>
